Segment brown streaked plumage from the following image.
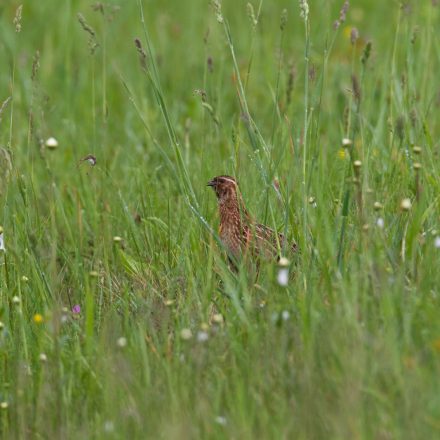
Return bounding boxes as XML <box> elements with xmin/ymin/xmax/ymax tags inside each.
<box><xmin>207</xmin><ymin>175</ymin><xmax>296</xmax><ymax>263</ymax></box>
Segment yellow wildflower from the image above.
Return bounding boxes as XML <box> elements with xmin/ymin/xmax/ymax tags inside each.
<box><xmin>33</xmin><ymin>313</ymin><xmax>44</xmax><ymax>324</ymax></box>
<box><xmin>338</xmin><ymin>149</ymin><xmax>346</xmax><ymax>160</ymax></box>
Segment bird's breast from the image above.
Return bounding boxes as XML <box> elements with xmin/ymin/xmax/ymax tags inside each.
<box><xmin>219</xmin><ymin>222</ymin><xmax>243</xmax><ymax>256</ymax></box>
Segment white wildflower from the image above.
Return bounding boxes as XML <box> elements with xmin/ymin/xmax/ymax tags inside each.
<box><xmin>180</xmin><ymin>328</ymin><xmax>192</xmax><ymax>340</ymax></box>
<box><xmin>0</xmin><ymin>226</ymin><xmax>5</xmax><ymax>252</ymax></box>
<box><xmin>197</xmin><ymin>330</ymin><xmax>209</xmax><ymax>342</ymax></box>
<box><xmin>281</xmin><ymin>310</ymin><xmax>290</xmax><ymax>321</ymax></box>
<box><xmin>45</xmin><ymin>137</ymin><xmax>59</xmax><ymax>149</ymax></box>
<box><xmin>376</xmin><ymin>217</ymin><xmax>384</xmax><ymax>229</ymax></box>
<box><xmin>277</xmin><ymin>268</ymin><xmax>289</xmax><ymax>286</ymax></box>
<box><xmin>342</xmin><ymin>138</ymin><xmax>352</xmax><ymax>147</ymax></box>
<box><xmin>435</xmin><ymin>236</ymin><xmax>440</xmax><ymax>249</ymax></box>
<box><xmin>400</xmin><ymin>198</ymin><xmax>412</xmax><ymax>211</ymax></box>
<box><xmin>215</xmin><ymin>416</ymin><xmax>227</xmax><ymax>426</ymax></box>
<box><xmin>116</xmin><ymin>337</ymin><xmax>127</xmax><ymax>348</ymax></box>
<box><xmin>103</xmin><ymin>421</ymin><xmax>115</xmax><ymax>433</ymax></box>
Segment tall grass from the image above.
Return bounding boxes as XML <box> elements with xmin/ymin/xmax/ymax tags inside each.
<box><xmin>0</xmin><ymin>0</ymin><xmax>439</xmax><ymax>438</ymax></box>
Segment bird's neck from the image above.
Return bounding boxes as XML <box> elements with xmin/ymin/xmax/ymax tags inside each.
<box><xmin>219</xmin><ymin>193</ymin><xmax>249</xmax><ymax>227</ymax></box>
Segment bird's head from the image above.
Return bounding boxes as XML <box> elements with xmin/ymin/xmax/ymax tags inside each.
<box><xmin>207</xmin><ymin>175</ymin><xmax>238</xmax><ymax>201</ymax></box>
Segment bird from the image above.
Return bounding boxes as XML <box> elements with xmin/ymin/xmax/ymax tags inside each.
<box><xmin>207</xmin><ymin>175</ymin><xmax>296</xmax><ymax>265</ymax></box>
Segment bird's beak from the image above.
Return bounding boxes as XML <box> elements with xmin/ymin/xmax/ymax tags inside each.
<box><xmin>207</xmin><ymin>179</ymin><xmax>215</xmax><ymax>187</ymax></box>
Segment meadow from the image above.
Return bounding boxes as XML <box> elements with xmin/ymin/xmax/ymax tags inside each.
<box><xmin>1</xmin><ymin>0</ymin><xmax>440</xmax><ymax>438</ymax></box>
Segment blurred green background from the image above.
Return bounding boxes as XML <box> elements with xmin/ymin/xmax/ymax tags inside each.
<box><xmin>0</xmin><ymin>0</ymin><xmax>439</xmax><ymax>438</ymax></box>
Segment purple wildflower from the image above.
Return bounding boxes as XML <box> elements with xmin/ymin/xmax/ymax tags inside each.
<box><xmin>72</xmin><ymin>304</ymin><xmax>81</xmax><ymax>314</ymax></box>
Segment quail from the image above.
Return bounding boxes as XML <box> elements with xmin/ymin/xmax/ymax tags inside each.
<box><xmin>207</xmin><ymin>175</ymin><xmax>296</xmax><ymax>264</ymax></box>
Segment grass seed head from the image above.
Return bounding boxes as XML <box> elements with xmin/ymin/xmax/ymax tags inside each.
<box><xmin>352</xmin><ymin>74</ymin><xmax>361</xmax><ymax>103</ymax></box>
<box><xmin>280</xmin><ymin>9</ymin><xmax>288</xmax><ymax>30</ymax></box>
<box><xmin>134</xmin><ymin>38</ymin><xmax>147</xmax><ymax>70</ymax></box>
<box><xmin>31</xmin><ymin>50</ymin><xmax>40</xmax><ymax>81</ymax></box>
<box><xmin>207</xmin><ymin>56</ymin><xmax>213</xmax><ymax>73</ymax></box>
<box><xmin>334</xmin><ymin>0</ymin><xmax>350</xmax><ymax>30</ymax></box>
<box><xmin>350</xmin><ymin>27</ymin><xmax>359</xmax><ymax>44</ymax></box>
<box><xmin>0</xmin><ymin>97</ymin><xmax>12</xmax><ymax>123</ymax></box>
<box><xmin>13</xmin><ymin>5</ymin><xmax>23</xmax><ymax>33</ymax></box>
<box><xmin>246</xmin><ymin>3</ymin><xmax>258</xmax><ymax>27</ymax></box>
<box><xmin>77</xmin><ymin>13</ymin><xmax>99</xmax><ymax>54</ymax></box>
<box><xmin>298</xmin><ymin>0</ymin><xmax>309</xmax><ymax>21</ymax></box>
<box><xmin>413</xmin><ymin>146</ymin><xmax>422</xmax><ymax>154</ymax></box>
<box><xmin>212</xmin><ymin>0</ymin><xmax>224</xmax><ymax>23</ymax></box>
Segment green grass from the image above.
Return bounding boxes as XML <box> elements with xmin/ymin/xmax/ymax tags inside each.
<box><xmin>1</xmin><ymin>0</ymin><xmax>440</xmax><ymax>438</ymax></box>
